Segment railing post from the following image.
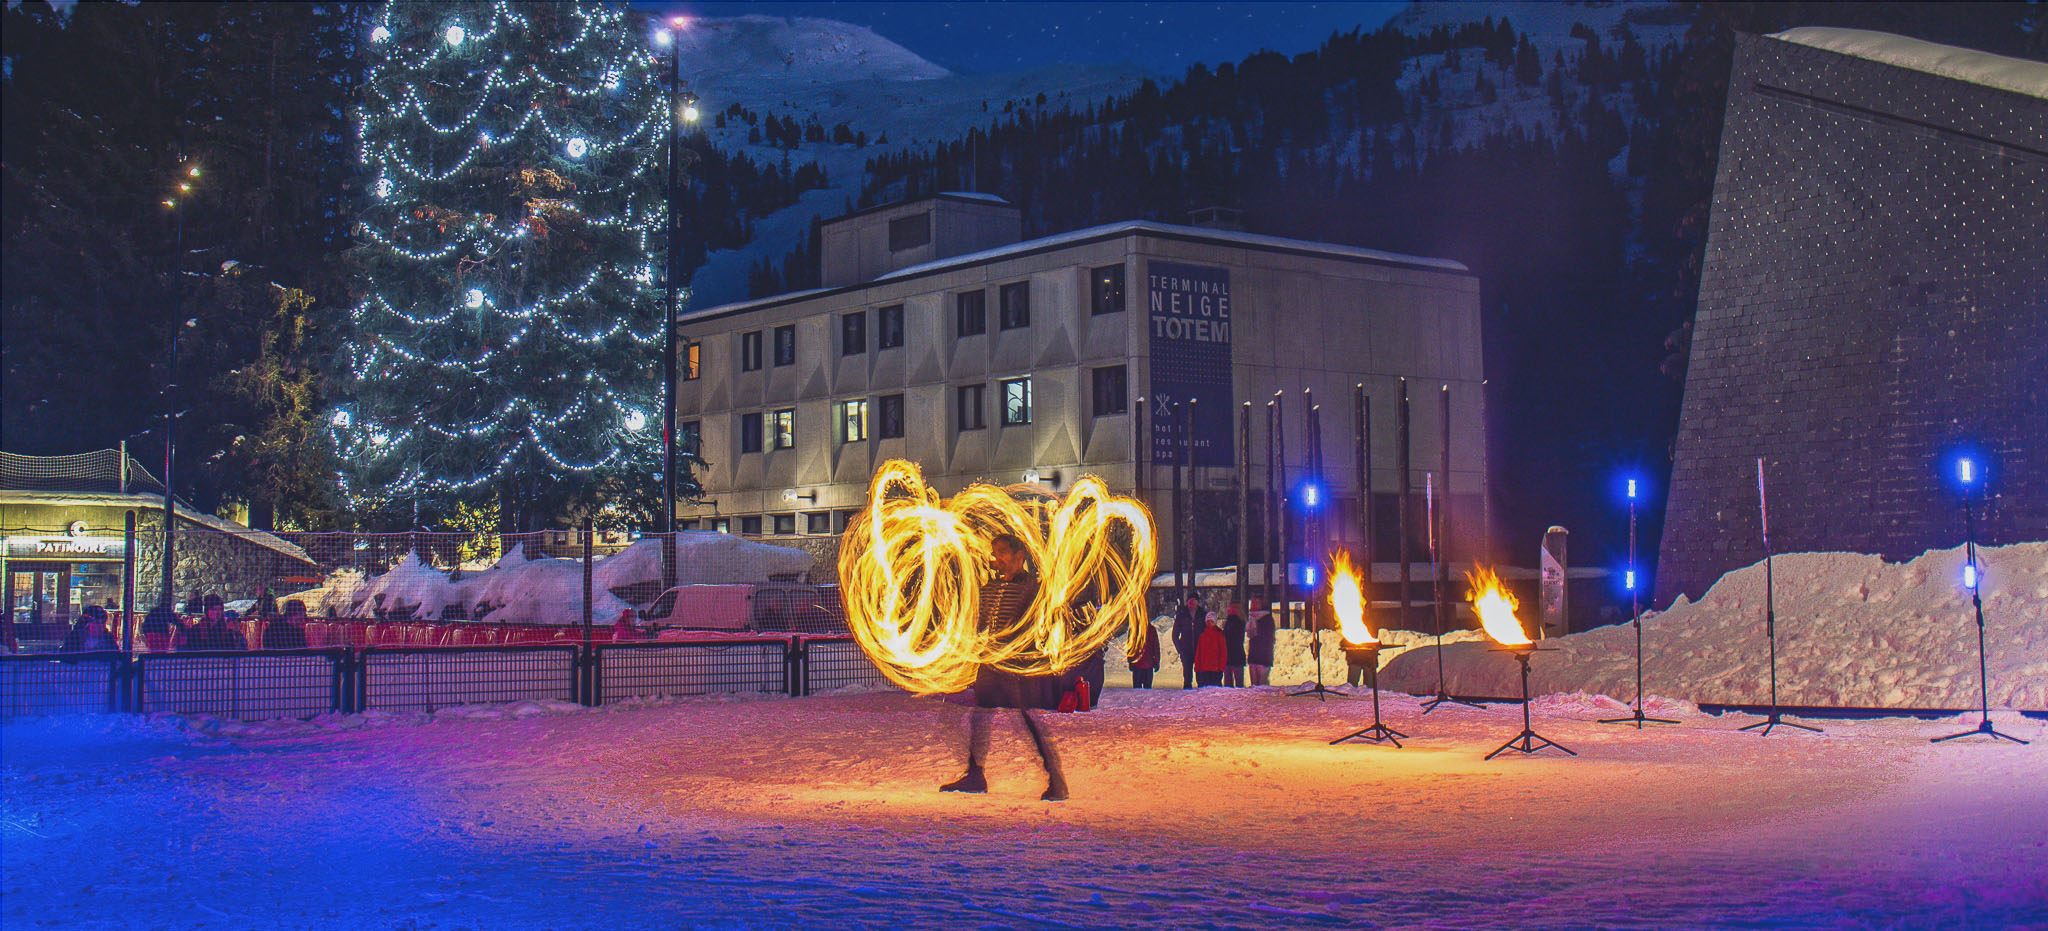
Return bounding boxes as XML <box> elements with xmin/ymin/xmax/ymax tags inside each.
<box><xmin>585</xmin><ymin>644</ymin><xmax>604</xmax><ymax>707</ymax></box>
<box><xmin>786</xmin><ymin>637</ymin><xmax>807</xmax><ymax>698</ymax></box>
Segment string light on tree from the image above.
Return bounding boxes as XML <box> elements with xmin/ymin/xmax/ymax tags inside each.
<box><xmin>332</xmin><ymin>0</ymin><xmax>695</xmax><ymax>523</ymax></box>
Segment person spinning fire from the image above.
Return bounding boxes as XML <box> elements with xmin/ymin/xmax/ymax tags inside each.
<box><xmin>939</xmin><ymin>533</ymin><xmax>1070</xmax><ymax>801</ymax></box>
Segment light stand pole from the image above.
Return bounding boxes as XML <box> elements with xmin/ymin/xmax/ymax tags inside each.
<box><xmin>1740</xmin><ymin>458</ymin><xmax>1820</xmax><ymax>736</ymax></box>
<box><xmin>1485</xmin><ymin>644</ymin><xmax>1576</xmax><ymax>760</ymax></box>
<box><xmin>1420</xmin><ymin>473</ymin><xmax>1481</xmax><ymax>713</ymax></box>
<box><xmin>1289</xmin><ymin>397</ymin><xmax>1344</xmax><ymax>701</ymax></box>
<box><xmin>657</xmin><ymin>17</ymin><xmax>696</xmax><ymax>594</ymax></box>
<box><xmin>1601</xmin><ymin>477</ymin><xmax>1678</xmax><ymax>728</ymax></box>
<box><xmin>157</xmin><ymin>163</ymin><xmax>200</xmax><ymax>609</ymax></box>
<box><xmin>1330</xmin><ymin>641</ymin><xmax>1404</xmax><ymax>746</ymax></box>
<box><xmin>1933</xmin><ymin>458</ymin><xmax>2026</xmax><ymax>745</ymax></box>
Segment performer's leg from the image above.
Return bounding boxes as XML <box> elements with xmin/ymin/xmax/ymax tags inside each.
<box><xmin>940</xmin><ymin>709</ymin><xmax>991</xmax><ymax>793</ymax></box>
<box><xmin>1019</xmin><ymin>709</ymin><xmax>1068</xmax><ymax>801</ymax></box>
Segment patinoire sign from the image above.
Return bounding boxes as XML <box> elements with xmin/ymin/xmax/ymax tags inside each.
<box><xmin>5</xmin><ymin>534</ymin><xmax>126</xmax><ymax>560</ymax></box>
<box><xmin>1146</xmin><ymin>260</ymin><xmax>1234</xmax><ymax>467</ymax></box>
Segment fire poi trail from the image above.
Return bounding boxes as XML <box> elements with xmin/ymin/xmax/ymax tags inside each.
<box><xmin>836</xmin><ymin>460</ymin><xmax>1157</xmax><ymax>695</ymax></box>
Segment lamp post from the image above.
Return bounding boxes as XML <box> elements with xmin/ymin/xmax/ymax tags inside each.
<box><xmin>158</xmin><ymin>162</ymin><xmax>201</xmax><ymax>608</ymax></box>
<box><xmin>657</xmin><ymin>17</ymin><xmax>699</xmax><ymax>592</ymax></box>
<box><xmin>1932</xmin><ymin>456</ymin><xmax>2027</xmax><ymax>744</ymax></box>
<box><xmin>1599</xmin><ymin>476</ymin><xmax>1678</xmax><ymax>728</ymax></box>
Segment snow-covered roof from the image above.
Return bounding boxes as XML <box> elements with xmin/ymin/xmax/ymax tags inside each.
<box><xmin>683</xmin><ymin>220</ymin><xmax>1467</xmax><ymax>322</ymax></box>
<box><xmin>1769</xmin><ymin>28</ymin><xmax>2048</xmax><ymax>100</ymax></box>
<box><xmin>0</xmin><ymin>490</ymin><xmax>314</xmax><ymax>564</ymax></box>
<box><xmin>935</xmin><ymin>191</ymin><xmax>1012</xmax><ymax>205</ymax></box>
<box><xmin>881</xmin><ymin>220</ymin><xmax>1469</xmax><ymax>282</ymax></box>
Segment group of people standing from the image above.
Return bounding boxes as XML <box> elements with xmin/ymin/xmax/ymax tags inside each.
<box><xmin>29</xmin><ymin>591</ymin><xmax>314</xmax><ymax>655</ymax></box>
<box><xmin>1126</xmin><ymin>596</ymin><xmax>1277</xmax><ymax>689</ymax></box>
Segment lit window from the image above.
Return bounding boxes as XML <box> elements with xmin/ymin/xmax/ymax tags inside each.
<box><xmin>1001</xmin><ymin>377</ymin><xmax>1032</xmax><ymax>426</ymax></box>
<box><xmin>840</xmin><ymin>399</ymin><xmax>868</xmax><ymax>443</ymax></box>
<box><xmin>682</xmin><ymin>341</ymin><xmax>701</xmax><ymax>380</ymax></box>
<box><xmin>770</xmin><ymin>409</ymin><xmax>795</xmax><ymax>450</ymax></box>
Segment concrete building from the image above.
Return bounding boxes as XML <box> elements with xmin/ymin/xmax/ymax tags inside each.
<box><xmin>673</xmin><ymin>194</ymin><xmax>1487</xmax><ymax>575</ymax></box>
<box><xmin>1657</xmin><ymin>30</ymin><xmax>2048</xmax><ymax>606</ymax></box>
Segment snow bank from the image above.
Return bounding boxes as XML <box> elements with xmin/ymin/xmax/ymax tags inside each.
<box><xmin>349</xmin><ymin>551</ymin><xmax>451</xmax><ymax>619</ymax></box>
<box><xmin>593</xmin><ymin>533</ymin><xmax>813</xmax><ymax>591</ymax></box>
<box><xmin>475</xmin><ymin>557</ymin><xmax>633</xmax><ymax>626</ymax></box>
<box><xmin>1380</xmin><ymin>542</ymin><xmax>2048</xmax><ymax>709</ymax></box>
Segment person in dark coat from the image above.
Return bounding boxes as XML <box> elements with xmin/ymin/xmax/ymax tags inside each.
<box><xmin>141</xmin><ymin>603</ymin><xmax>181</xmax><ymax>653</ymax></box>
<box><xmin>1171</xmin><ymin>596</ymin><xmax>1202</xmax><ymax>689</ymax></box>
<box><xmin>1223</xmin><ymin>603</ymin><xmax>1248</xmax><ymax>687</ymax></box>
<box><xmin>1128</xmin><ymin>619</ymin><xmax>1161</xmax><ymax>689</ymax></box>
<box><xmin>941</xmin><ymin>534</ymin><xmax>1068</xmax><ymax>801</ymax></box>
<box><xmin>1193</xmin><ymin>612</ymin><xmax>1227</xmax><ymax>687</ymax></box>
<box><xmin>175</xmin><ymin>594</ymin><xmax>247</xmax><ymax>651</ymax></box>
<box><xmin>60</xmin><ymin>606</ymin><xmax>117</xmax><ymax>653</ymax></box>
<box><xmin>1246</xmin><ymin>599</ymin><xmax>1276</xmax><ymax>686</ymax></box>
<box><xmin>263</xmin><ymin>599</ymin><xmax>310</xmax><ymax>650</ymax></box>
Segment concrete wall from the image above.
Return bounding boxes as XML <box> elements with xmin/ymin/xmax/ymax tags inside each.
<box><xmin>1657</xmin><ymin>34</ymin><xmax>2048</xmax><ymax>606</ymax></box>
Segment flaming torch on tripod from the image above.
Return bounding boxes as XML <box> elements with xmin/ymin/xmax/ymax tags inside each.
<box><xmin>1329</xmin><ymin>551</ymin><xmax>1406</xmax><ymax>747</ymax></box>
<box><xmin>1472</xmin><ymin>567</ymin><xmax>1576</xmax><ymax>760</ymax></box>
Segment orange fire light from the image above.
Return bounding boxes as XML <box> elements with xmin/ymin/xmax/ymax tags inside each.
<box><xmin>1467</xmin><ymin>566</ymin><xmax>1531</xmax><ymax>646</ymax></box>
<box><xmin>1328</xmin><ymin>551</ymin><xmax>1375</xmax><ymax>646</ymax></box>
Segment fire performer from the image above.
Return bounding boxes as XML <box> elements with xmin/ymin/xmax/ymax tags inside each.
<box><xmin>940</xmin><ymin>533</ymin><xmax>1071</xmax><ymax>801</ymax></box>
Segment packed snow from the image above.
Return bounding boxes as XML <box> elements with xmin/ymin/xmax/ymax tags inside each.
<box><xmin>304</xmin><ymin>534</ymin><xmax>813</xmax><ymax>624</ymax></box>
<box><xmin>1376</xmin><ymin>542</ymin><xmax>2048</xmax><ymax>708</ymax></box>
<box><xmin>5</xmin><ymin>687</ymin><xmax>2043</xmax><ymax>928</ymax></box>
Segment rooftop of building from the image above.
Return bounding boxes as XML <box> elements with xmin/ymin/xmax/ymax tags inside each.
<box><xmin>1768</xmin><ymin>27</ymin><xmax>2048</xmax><ymax>100</ymax></box>
<box><xmin>682</xmin><ymin>216</ymin><xmax>1470</xmax><ymax>323</ymax></box>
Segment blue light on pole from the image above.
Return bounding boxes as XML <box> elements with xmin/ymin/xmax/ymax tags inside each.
<box><xmin>1625</xmin><ymin>569</ymin><xmax>1636</xmax><ymax>591</ymax></box>
<box><xmin>1958</xmin><ymin>457</ymin><xmax>1975</xmax><ymax>487</ymax></box>
<box><xmin>1300</xmin><ymin>481</ymin><xmax>1321</xmax><ymax>510</ymax></box>
<box><xmin>1963</xmin><ymin>563</ymin><xmax>1978</xmax><ymax>590</ymax></box>
<box><xmin>1627</xmin><ymin>478</ymin><xmax>1638</xmax><ymax>500</ymax></box>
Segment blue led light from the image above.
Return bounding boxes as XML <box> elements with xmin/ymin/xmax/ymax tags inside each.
<box><xmin>1963</xmin><ymin>563</ymin><xmax>1978</xmax><ymax>590</ymax></box>
<box><xmin>1301</xmin><ymin>483</ymin><xmax>1321</xmax><ymax>509</ymax></box>
<box><xmin>1625</xmin><ymin>570</ymin><xmax>1636</xmax><ymax>591</ymax></box>
<box><xmin>1627</xmin><ymin>478</ymin><xmax>1637</xmax><ymax>500</ymax></box>
<box><xmin>1958</xmin><ymin>457</ymin><xmax>1975</xmax><ymax>486</ymax></box>
<box><xmin>1304</xmin><ymin>566</ymin><xmax>1317</xmax><ymax>586</ymax></box>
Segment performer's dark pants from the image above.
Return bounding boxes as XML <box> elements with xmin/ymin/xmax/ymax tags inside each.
<box><xmin>1224</xmin><ymin>665</ymin><xmax>1245</xmax><ymax>687</ymax></box>
<box><xmin>1178</xmin><ymin>652</ymin><xmax>1195</xmax><ymax>688</ymax></box>
<box><xmin>1131</xmin><ymin>668</ymin><xmax>1154</xmax><ymax>689</ymax></box>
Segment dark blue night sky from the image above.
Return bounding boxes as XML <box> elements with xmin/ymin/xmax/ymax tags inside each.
<box><xmin>646</xmin><ymin>1</ymin><xmax>1408</xmax><ymax>75</ymax></box>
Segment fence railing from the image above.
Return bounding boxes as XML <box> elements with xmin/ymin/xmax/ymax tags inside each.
<box><xmin>0</xmin><ymin>635</ymin><xmax>895</xmax><ymax>722</ymax></box>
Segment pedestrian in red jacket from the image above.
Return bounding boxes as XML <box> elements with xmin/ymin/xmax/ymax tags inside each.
<box><xmin>1193</xmin><ymin>611</ymin><xmax>1227</xmax><ymax>687</ymax></box>
<box><xmin>1128</xmin><ymin>619</ymin><xmax>1161</xmax><ymax>689</ymax></box>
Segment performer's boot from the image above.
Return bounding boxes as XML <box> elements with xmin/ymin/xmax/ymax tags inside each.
<box><xmin>1019</xmin><ymin>709</ymin><xmax>1067</xmax><ymax>802</ymax></box>
<box><xmin>940</xmin><ymin>766</ymin><xmax>987</xmax><ymax>794</ymax></box>
<box><xmin>1039</xmin><ymin>774</ymin><xmax>1068</xmax><ymax>802</ymax></box>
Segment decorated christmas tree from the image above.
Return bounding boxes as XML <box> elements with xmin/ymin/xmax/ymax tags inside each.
<box><xmin>333</xmin><ymin>0</ymin><xmax>686</xmax><ymax>528</ymax></box>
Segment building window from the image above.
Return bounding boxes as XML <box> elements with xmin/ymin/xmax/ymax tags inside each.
<box><xmin>835</xmin><ymin>509</ymin><xmax>860</xmax><ymax>532</ymax></box>
<box><xmin>841</xmin><ymin>312</ymin><xmax>866</xmax><ymax>356</ymax></box>
<box><xmin>1091</xmin><ymin>365</ymin><xmax>1128</xmax><ymax>416</ymax></box>
<box><xmin>711</xmin><ymin>518</ymin><xmax>731</xmax><ymax>534</ymax></box>
<box><xmin>683</xmin><ymin>340</ymin><xmax>702</xmax><ymax>379</ymax></box>
<box><xmin>678</xmin><ymin>420</ymin><xmax>701</xmax><ymax>455</ymax></box>
<box><xmin>957</xmin><ymin>384</ymin><xmax>986</xmax><ymax>431</ymax></box>
<box><xmin>839</xmin><ymin>399</ymin><xmax>868</xmax><ymax>443</ymax></box>
<box><xmin>956</xmin><ymin>290</ymin><xmax>985</xmax><ymax>337</ymax></box>
<box><xmin>679</xmin><ymin>519</ymin><xmax>701</xmax><ymax>531</ymax></box>
<box><xmin>877</xmin><ymin>393</ymin><xmax>905</xmax><ymax>439</ymax></box>
<box><xmin>770</xmin><ymin>408</ymin><xmax>795</xmax><ymax>450</ymax></box>
<box><xmin>1091</xmin><ymin>264</ymin><xmax>1125</xmax><ymax>315</ymax></box>
<box><xmin>806</xmin><ymin>511</ymin><xmax>832</xmax><ymax>534</ymax></box>
<box><xmin>877</xmin><ymin>304</ymin><xmax>904</xmax><ymax>349</ymax></box>
<box><xmin>1001</xmin><ymin>377</ymin><xmax>1032</xmax><ymax>426</ymax></box>
<box><xmin>999</xmin><ymin>281</ymin><xmax>1031</xmax><ymax>330</ymax></box>
<box><xmin>739</xmin><ymin>516</ymin><xmax>762</xmax><ymax>535</ymax></box>
<box><xmin>739</xmin><ymin>331</ymin><xmax>762</xmax><ymax>372</ymax></box>
<box><xmin>739</xmin><ymin>412</ymin><xmax>763</xmax><ymax>454</ymax></box>
<box><xmin>773</xmin><ymin>324</ymin><xmax>795</xmax><ymax>366</ymax></box>
<box><xmin>773</xmin><ymin>514</ymin><xmax>796</xmax><ymax>535</ymax></box>
<box><xmin>888</xmin><ymin>212</ymin><xmax>931</xmax><ymax>251</ymax></box>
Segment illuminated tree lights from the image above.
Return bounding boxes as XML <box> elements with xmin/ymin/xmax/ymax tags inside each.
<box><xmin>334</xmin><ymin>0</ymin><xmax>679</xmax><ymax>517</ymax></box>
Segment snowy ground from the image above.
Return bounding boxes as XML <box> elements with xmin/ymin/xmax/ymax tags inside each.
<box><xmin>6</xmin><ymin>688</ymin><xmax>2044</xmax><ymax>929</ymax></box>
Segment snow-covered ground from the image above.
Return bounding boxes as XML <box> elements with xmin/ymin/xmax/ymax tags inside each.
<box><xmin>6</xmin><ymin>688</ymin><xmax>2044</xmax><ymax>928</ymax></box>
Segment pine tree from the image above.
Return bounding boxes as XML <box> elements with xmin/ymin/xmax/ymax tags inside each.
<box><xmin>334</xmin><ymin>0</ymin><xmax>677</xmax><ymax>528</ymax></box>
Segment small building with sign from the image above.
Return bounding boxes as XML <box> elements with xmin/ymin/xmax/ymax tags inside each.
<box><xmin>672</xmin><ymin>194</ymin><xmax>1485</xmax><ymax>573</ymax></box>
<box><xmin>2</xmin><ymin>450</ymin><xmax>317</xmax><ymax>628</ymax></box>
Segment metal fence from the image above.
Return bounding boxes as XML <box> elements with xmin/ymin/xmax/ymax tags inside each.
<box><xmin>0</xmin><ymin>635</ymin><xmax>895</xmax><ymax>722</ymax></box>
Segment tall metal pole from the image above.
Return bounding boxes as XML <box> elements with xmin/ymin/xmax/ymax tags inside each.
<box><xmin>1354</xmin><ymin>385</ymin><xmax>1372</xmax><ymax>593</ymax></box>
<box><xmin>659</xmin><ymin>34</ymin><xmax>683</xmax><ymax>593</ymax></box>
<box><xmin>1273</xmin><ymin>391</ymin><xmax>1290</xmax><ymax>629</ymax></box>
<box><xmin>160</xmin><ymin>323</ymin><xmax>181</xmax><ymax>609</ymax></box>
<box><xmin>122</xmin><ymin>511</ymin><xmax>137</xmax><ymax>653</ymax></box>
<box><xmin>1169</xmin><ymin>400</ymin><xmax>1184</xmax><ymax>604</ymax></box>
<box><xmin>1303</xmin><ymin>392</ymin><xmax>1321</xmax><ymax>638</ymax></box>
<box><xmin>1253</xmin><ymin>401</ymin><xmax>1269</xmax><ymax>613</ymax></box>
<box><xmin>1396</xmin><ymin>378</ymin><xmax>1411</xmax><ymax>630</ymax></box>
<box><xmin>1437</xmin><ymin>384</ymin><xmax>1452</xmax><ymax>638</ymax></box>
<box><xmin>1236</xmin><ymin>401</ymin><xmax>1251</xmax><ymax>613</ymax></box>
<box><xmin>1181</xmin><ymin>397</ymin><xmax>1198</xmax><ymax>601</ymax></box>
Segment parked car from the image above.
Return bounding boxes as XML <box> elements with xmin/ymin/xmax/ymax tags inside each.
<box><xmin>640</xmin><ymin>582</ymin><xmax>844</xmax><ymax>633</ymax></box>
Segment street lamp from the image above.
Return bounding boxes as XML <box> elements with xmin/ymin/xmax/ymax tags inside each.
<box><xmin>158</xmin><ymin>161</ymin><xmax>201</xmax><ymax>608</ymax></box>
<box><xmin>658</xmin><ymin>14</ymin><xmax>695</xmax><ymax>592</ymax></box>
